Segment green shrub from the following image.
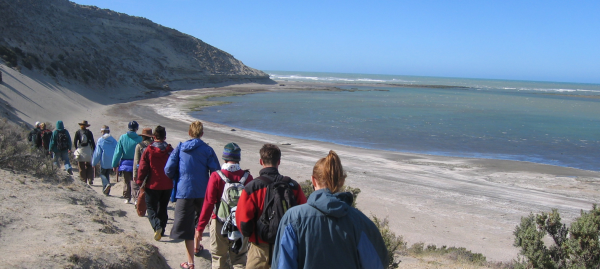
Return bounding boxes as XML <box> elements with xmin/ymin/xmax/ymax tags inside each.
<box><xmin>372</xmin><ymin>215</ymin><xmax>406</xmax><ymax>268</ymax></box>
<box><xmin>0</xmin><ymin>119</ymin><xmax>58</xmax><ymax>178</ymax></box>
<box><xmin>514</xmin><ymin>205</ymin><xmax>600</xmax><ymax>269</ymax></box>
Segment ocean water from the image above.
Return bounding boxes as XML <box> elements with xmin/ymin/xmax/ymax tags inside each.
<box><xmin>192</xmin><ymin>71</ymin><xmax>600</xmax><ymax>171</ymax></box>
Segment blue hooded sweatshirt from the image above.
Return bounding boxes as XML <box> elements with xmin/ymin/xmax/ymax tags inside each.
<box><xmin>92</xmin><ymin>133</ymin><xmax>118</xmax><ymax>169</ymax></box>
<box><xmin>272</xmin><ymin>188</ymin><xmax>388</xmax><ymax>269</ymax></box>
<box><xmin>111</xmin><ymin>131</ymin><xmax>142</xmax><ymax>170</ymax></box>
<box><xmin>49</xmin><ymin>120</ymin><xmax>72</xmax><ymax>153</ymax></box>
<box><xmin>164</xmin><ymin>138</ymin><xmax>220</xmax><ymax>199</ymax></box>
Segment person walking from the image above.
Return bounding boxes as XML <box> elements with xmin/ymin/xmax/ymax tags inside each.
<box><xmin>28</xmin><ymin>121</ymin><xmax>42</xmax><ymax>149</ymax></box>
<box><xmin>271</xmin><ymin>151</ymin><xmax>388</xmax><ymax>269</ymax></box>
<box><xmin>133</xmin><ymin>128</ymin><xmax>153</xmax><ymax>206</ymax></box>
<box><xmin>39</xmin><ymin>122</ymin><xmax>53</xmax><ymax>156</ymax></box>
<box><xmin>165</xmin><ymin>121</ymin><xmax>220</xmax><ymax>269</ymax></box>
<box><xmin>73</xmin><ymin>120</ymin><xmax>95</xmax><ymax>185</ymax></box>
<box><xmin>236</xmin><ymin>144</ymin><xmax>307</xmax><ymax>269</ymax></box>
<box><xmin>49</xmin><ymin>120</ymin><xmax>73</xmax><ymax>175</ymax></box>
<box><xmin>112</xmin><ymin>121</ymin><xmax>143</xmax><ymax>204</ymax></box>
<box><xmin>136</xmin><ymin>126</ymin><xmax>173</xmax><ymax>241</ymax></box>
<box><xmin>92</xmin><ymin>125</ymin><xmax>117</xmax><ymax>195</ymax></box>
<box><xmin>195</xmin><ymin>142</ymin><xmax>254</xmax><ymax>269</ymax></box>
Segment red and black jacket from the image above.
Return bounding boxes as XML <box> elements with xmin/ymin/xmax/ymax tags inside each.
<box><xmin>136</xmin><ymin>142</ymin><xmax>174</xmax><ymax>190</ymax></box>
<box><xmin>236</xmin><ymin>167</ymin><xmax>307</xmax><ymax>244</ymax></box>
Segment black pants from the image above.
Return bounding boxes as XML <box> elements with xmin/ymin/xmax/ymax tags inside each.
<box><xmin>145</xmin><ymin>188</ymin><xmax>172</xmax><ymax>233</ymax></box>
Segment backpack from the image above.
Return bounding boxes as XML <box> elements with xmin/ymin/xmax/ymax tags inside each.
<box><xmin>78</xmin><ymin>129</ymin><xmax>89</xmax><ymax>147</ymax></box>
<box><xmin>256</xmin><ymin>175</ymin><xmax>297</xmax><ymax>244</ymax></box>
<box><xmin>215</xmin><ymin>170</ymin><xmax>250</xmax><ymax>223</ymax></box>
<box><xmin>29</xmin><ymin>128</ymin><xmax>41</xmax><ymax>147</ymax></box>
<box><xmin>56</xmin><ymin>130</ymin><xmax>70</xmax><ymax>151</ymax></box>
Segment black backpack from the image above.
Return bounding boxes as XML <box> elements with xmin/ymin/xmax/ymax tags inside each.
<box><xmin>256</xmin><ymin>175</ymin><xmax>297</xmax><ymax>244</ymax></box>
<box><xmin>56</xmin><ymin>130</ymin><xmax>69</xmax><ymax>151</ymax></box>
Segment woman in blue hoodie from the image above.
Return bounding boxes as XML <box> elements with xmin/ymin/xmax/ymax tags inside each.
<box><xmin>112</xmin><ymin>121</ymin><xmax>142</xmax><ymax>204</ymax></box>
<box><xmin>271</xmin><ymin>151</ymin><xmax>388</xmax><ymax>269</ymax></box>
<box><xmin>165</xmin><ymin>121</ymin><xmax>220</xmax><ymax>269</ymax></box>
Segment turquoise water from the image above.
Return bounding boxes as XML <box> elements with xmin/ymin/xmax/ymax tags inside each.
<box><xmin>192</xmin><ymin>71</ymin><xmax>600</xmax><ymax>171</ymax></box>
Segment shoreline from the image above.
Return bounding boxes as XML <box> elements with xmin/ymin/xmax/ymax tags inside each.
<box><xmin>120</xmin><ymin>82</ymin><xmax>600</xmax><ymax>262</ymax></box>
<box><xmin>2</xmin><ymin>66</ymin><xmax>599</xmax><ymax>264</ymax></box>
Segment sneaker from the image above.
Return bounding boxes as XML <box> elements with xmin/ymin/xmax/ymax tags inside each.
<box><xmin>89</xmin><ymin>181</ymin><xmax>93</xmax><ymax>185</ymax></box>
<box><xmin>154</xmin><ymin>227</ymin><xmax>163</xmax><ymax>241</ymax></box>
<box><xmin>102</xmin><ymin>185</ymin><xmax>111</xmax><ymax>196</ymax></box>
<box><xmin>134</xmin><ymin>200</ymin><xmax>137</xmax><ymax>206</ymax></box>
<box><xmin>124</xmin><ymin>199</ymin><xmax>130</xmax><ymax>204</ymax></box>
<box><xmin>67</xmin><ymin>168</ymin><xmax>73</xmax><ymax>175</ymax></box>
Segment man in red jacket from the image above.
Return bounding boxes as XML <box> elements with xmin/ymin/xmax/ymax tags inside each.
<box><xmin>235</xmin><ymin>144</ymin><xmax>307</xmax><ymax>269</ymax></box>
<box><xmin>195</xmin><ymin>142</ymin><xmax>254</xmax><ymax>269</ymax></box>
<box><xmin>136</xmin><ymin>126</ymin><xmax>174</xmax><ymax>241</ymax></box>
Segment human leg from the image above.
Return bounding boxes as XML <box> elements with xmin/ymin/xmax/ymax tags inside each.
<box><xmin>122</xmin><ymin>171</ymin><xmax>132</xmax><ymax>200</ymax></box>
<box><xmin>145</xmin><ymin>188</ymin><xmax>161</xmax><ymax>234</ymax></box>
<box><xmin>210</xmin><ymin>218</ymin><xmax>230</xmax><ymax>269</ymax></box>
<box><xmin>78</xmin><ymin>162</ymin><xmax>87</xmax><ymax>183</ymax></box>
<box><xmin>131</xmin><ymin>179</ymin><xmax>140</xmax><ymax>203</ymax></box>
<box><xmin>246</xmin><ymin>242</ymin><xmax>270</xmax><ymax>269</ymax></box>
<box><xmin>100</xmin><ymin>168</ymin><xmax>111</xmax><ymax>195</ymax></box>
<box><xmin>231</xmin><ymin>237</ymin><xmax>249</xmax><ymax>269</ymax></box>
<box><xmin>85</xmin><ymin>162</ymin><xmax>94</xmax><ymax>184</ymax></box>
<box><xmin>59</xmin><ymin>150</ymin><xmax>72</xmax><ymax>173</ymax></box>
<box><xmin>158</xmin><ymin>189</ymin><xmax>171</xmax><ymax>233</ymax></box>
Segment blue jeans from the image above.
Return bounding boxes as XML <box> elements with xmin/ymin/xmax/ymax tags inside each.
<box><xmin>100</xmin><ymin>168</ymin><xmax>111</xmax><ymax>190</ymax></box>
<box><xmin>53</xmin><ymin>150</ymin><xmax>72</xmax><ymax>171</ymax></box>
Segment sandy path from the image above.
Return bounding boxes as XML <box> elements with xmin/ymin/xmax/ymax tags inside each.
<box><xmin>2</xmin><ymin>65</ymin><xmax>599</xmax><ymax>265</ymax></box>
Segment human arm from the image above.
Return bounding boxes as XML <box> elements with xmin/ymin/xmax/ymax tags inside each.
<box><xmin>91</xmin><ymin>139</ymin><xmax>102</xmax><ymax>167</ymax></box>
<box><xmin>236</xmin><ymin>188</ymin><xmax>258</xmax><ymax>238</ymax></box>
<box><xmin>73</xmin><ymin>130</ymin><xmax>80</xmax><ymax>149</ymax></box>
<box><xmin>207</xmin><ymin>148</ymin><xmax>220</xmax><ymax>174</ymax></box>
<box><xmin>272</xmin><ymin>215</ymin><xmax>299</xmax><ymax>269</ymax></box>
<box><xmin>196</xmin><ymin>172</ymin><xmax>221</xmax><ymax>234</ymax></box>
<box><xmin>164</xmin><ymin>143</ymin><xmax>180</xmax><ymax>180</ymax></box>
<box><xmin>136</xmin><ymin>148</ymin><xmax>150</xmax><ymax>186</ymax></box>
<box><xmin>293</xmin><ymin>181</ymin><xmax>308</xmax><ymax>205</ymax></box>
<box><xmin>111</xmin><ymin>137</ymin><xmax>123</xmax><ymax>168</ymax></box>
<box><xmin>88</xmin><ymin>131</ymin><xmax>95</xmax><ymax>151</ymax></box>
<box><xmin>133</xmin><ymin>143</ymin><xmax>143</xmax><ymax>182</ymax></box>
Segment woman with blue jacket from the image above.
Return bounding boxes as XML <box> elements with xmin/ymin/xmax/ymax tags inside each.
<box><xmin>271</xmin><ymin>151</ymin><xmax>388</xmax><ymax>269</ymax></box>
<box><xmin>164</xmin><ymin>121</ymin><xmax>220</xmax><ymax>269</ymax></box>
<box><xmin>92</xmin><ymin>125</ymin><xmax>117</xmax><ymax>195</ymax></box>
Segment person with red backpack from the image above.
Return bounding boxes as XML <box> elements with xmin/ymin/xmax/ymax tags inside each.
<box><xmin>49</xmin><ymin>120</ymin><xmax>73</xmax><ymax>175</ymax></box>
<box><xmin>136</xmin><ymin>126</ymin><xmax>173</xmax><ymax>241</ymax></box>
<box><xmin>236</xmin><ymin>144</ymin><xmax>307</xmax><ymax>269</ymax></box>
<box><xmin>195</xmin><ymin>142</ymin><xmax>254</xmax><ymax>269</ymax></box>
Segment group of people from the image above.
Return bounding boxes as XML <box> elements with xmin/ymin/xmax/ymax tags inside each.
<box><xmin>29</xmin><ymin>119</ymin><xmax>388</xmax><ymax>269</ymax></box>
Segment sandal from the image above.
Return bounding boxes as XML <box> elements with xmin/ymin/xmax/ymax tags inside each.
<box><xmin>194</xmin><ymin>243</ymin><xmax>204</xmax><ymax>257</ymax></box>
<box><xmin>180</xmin><ymin>262</ymin><xmax>194</xmax><ymax>269</ymax></box>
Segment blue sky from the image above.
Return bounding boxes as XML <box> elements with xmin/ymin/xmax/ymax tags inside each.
<box><xmin>72</xmin><ymin>0</ymin><xmax>600</xmax><ymax>84</ymax></box>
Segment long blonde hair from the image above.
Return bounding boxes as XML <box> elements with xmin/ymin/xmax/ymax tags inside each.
<box><xmin>312</xmin><ymin>150</ymin><xmax>347</xmax><ymax>193</ymax></box>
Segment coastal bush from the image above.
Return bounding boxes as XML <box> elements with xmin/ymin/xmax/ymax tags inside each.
<box><xmin>0</xmin><ymin>119</ymin><xmax>58</xmax><ymax>178</ymax></box>
<box><xmin>372</xmin><ymin>215</ymin><xmax>406</xmax><ymax>268</ymax></box>
<box><xmin>299</xmin><ymin>180</ymin><xmax>361</xmax><ymax>207</ymax></box>
<box><xmin>513</xmin><ymin>205</ymin><xmax>600</xmax><ymax>269</ymax></box>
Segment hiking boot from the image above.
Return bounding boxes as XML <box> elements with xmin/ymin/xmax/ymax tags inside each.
<box><xmin>154</xmin><ymin>227</ymin><xmax>163</xmax><ymax>241</ymax></box>
<box><xmin>102</xmin><ymin>185</ymin><xmax>111</xmax><ymax>196</ymax></box>
<box><xmin>89</xmin><ymin>180</ymin><xmax>93</xmax><ymax>185</ymax></box>
<box><xmin>67</xmin><ymin>168</ymin><xmax>73</xmax><ymax>175</ymax></box>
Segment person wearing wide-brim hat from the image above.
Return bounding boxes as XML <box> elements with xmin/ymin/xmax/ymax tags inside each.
<box><xmin>133</xmin><ymin>128</ymin><xmax>154</xmax><ymax>206</ymax></box>
<box><xmin>74</xmin><ymin>120</ymin><xmax>96</xmax><ymax>185</ymax></box>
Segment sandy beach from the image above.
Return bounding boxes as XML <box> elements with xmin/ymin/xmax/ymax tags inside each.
<box><xmin>2</xmin><ymin>65</ymin><xmax>600</xmax><ymax>267</ymax></box>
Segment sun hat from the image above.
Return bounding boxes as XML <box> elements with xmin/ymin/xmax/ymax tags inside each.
<box><xmin>78</xmin><ymin>120</ymin><xmax>91</xmax><ymax>127</ymax></box>
<box><xmin>140</xmin><ymin>128</ymin><xmax>153</xmax><ymax>138</ymax></box>
<box><xmin>222</xmin><ymin>142</ymin><xmax>241</xmax><ymax>162</ymax></box>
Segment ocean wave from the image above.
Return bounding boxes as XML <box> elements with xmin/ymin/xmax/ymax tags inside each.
<box><xmin>269</xmin><ymin>73</ymin><xmax>409</xmax><ymax>83</ymax></box>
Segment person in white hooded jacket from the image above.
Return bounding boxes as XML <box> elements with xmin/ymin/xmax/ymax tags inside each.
<box><xmin>92</xmin><ymin>125</ymin><xmax>117</xmax><ymax>195</ymax></box>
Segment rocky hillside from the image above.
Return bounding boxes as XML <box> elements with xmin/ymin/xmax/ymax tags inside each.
<box><xmin>0</xmin><ymin>0</ymin><xmax>271</xmax><ymax>90</ymax></box>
